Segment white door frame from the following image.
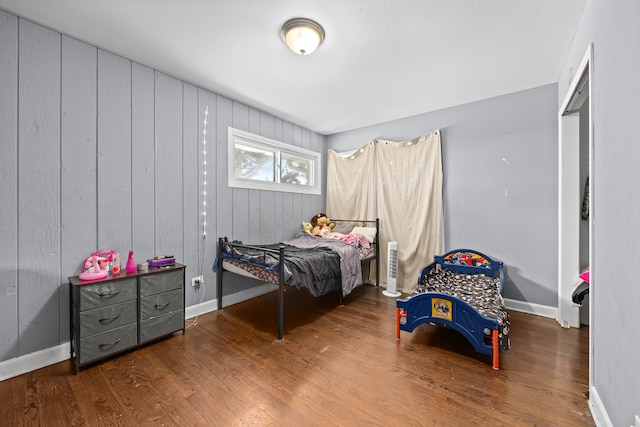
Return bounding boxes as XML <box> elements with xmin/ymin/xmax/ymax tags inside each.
<box><xmin>557</xmin><ymin>42</ymin><xmax>594</xmax><ymax>376</ymax></box>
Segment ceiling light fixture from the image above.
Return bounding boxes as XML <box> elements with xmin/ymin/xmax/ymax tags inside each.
<box><xmin>281</xmin><ymin>18</ymin><xmax>325</xmax><ymax>55</ymax></box>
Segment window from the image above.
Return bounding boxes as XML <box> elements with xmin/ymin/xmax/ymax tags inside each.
<box><xmin>228</xmin><ymin>127</ymin><xmax>321</xmax><ymax>195</ymax></box>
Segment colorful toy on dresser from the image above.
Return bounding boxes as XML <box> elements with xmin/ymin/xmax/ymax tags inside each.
<box><xmin>78</xmin><ymin>249</ymin><xmax>147</xmax><ymax>282</ymax></box>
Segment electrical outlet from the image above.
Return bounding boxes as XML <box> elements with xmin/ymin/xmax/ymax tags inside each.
<box><xmin>191</xmin><ymin>275</ymin><xmax>203</xmax><ymax>287</ymax></box>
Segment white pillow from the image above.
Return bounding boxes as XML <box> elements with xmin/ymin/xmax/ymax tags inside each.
<box><xmin>351</xmin><ymin>226</ymin><xmax>377</xmax><ymax>243</ymax></box>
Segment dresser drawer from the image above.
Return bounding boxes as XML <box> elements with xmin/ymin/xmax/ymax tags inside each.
<box><xmin>70</xmin><ymin>264</ymin><xmax>185</xmax><ymax>372</ymax></box>
<box><xmin>79</xmin><ymin>300</ymin><xmax>137</xmax><ymax>338</ymax></box>
<box><xmin>139</xmin><ymin>288</ymin><xmax>183</xmax><ymax>320</ymax></box>
<box><xmin>139</xmin><ymin>269</ymin><xmax>183</xmax><ymax>297</ymax></box>
<box><xmin>139</xmin><ymin>309</ymin><xmax>184</xmax><ymax>344</ymax></box>
<box><xmin>77</xmin><ymin>323</ymin><xmax>137</xmax><ymax>365</ymax></box>
<box><xmin>77</xmin><ymin>278</ymin><xmax>137</xmax><ymax>311</ymax></box>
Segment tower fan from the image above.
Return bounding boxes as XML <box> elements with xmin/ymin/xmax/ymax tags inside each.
<box><xmin>383</xmin><ymin>241</ymin><xmax>401</xmax><ymax>297</ymax></box>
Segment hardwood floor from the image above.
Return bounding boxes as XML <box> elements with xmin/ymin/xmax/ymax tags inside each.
<box><xmin>0</xmin><ymin>284</ymin><xmax>593</xmax><ymax>426</ymax></box>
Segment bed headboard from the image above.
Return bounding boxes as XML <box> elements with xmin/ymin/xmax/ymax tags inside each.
<box><xmin>434</xmin><ymin>249</ymin><xmax>503</xmax><ymax>277</ymax></box>
<box><xmin>329</xmin><ymin>219</ymin><xmax>378</xmax><ymax>244</ymax></box>
<box><xmin>330</xmin><ymin>218</ymin><xmax>380</xmax><ymax>286</ymax></box>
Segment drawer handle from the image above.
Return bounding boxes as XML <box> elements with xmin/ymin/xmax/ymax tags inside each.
<box><xmin>98</xmin><ymin>313</ymin><xmax>121</xmax><ymax>324</ymax></box>
<box><xmin>98</xmin><ymin>338</ymin><xmax>121</xmax><ymax>350</ymax></box>
<box><xmin>154</xmin><ymin>302</ymin><xmax>171</xmax><ymax>311</ymax></box>
<box><xmin>98</xmin><ymin>290</ymin><xmax>121</xmax><ymax>298</ymax></box>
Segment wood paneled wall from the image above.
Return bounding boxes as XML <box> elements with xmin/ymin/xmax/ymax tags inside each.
<box><xmin>0</xmin><ymin>11</ymin><xmax>325</xmax><ymax>362</ymax></box>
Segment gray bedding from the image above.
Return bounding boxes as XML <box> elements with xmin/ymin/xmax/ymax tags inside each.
<box><xmin>283</xmin><ymin>232</ymin><xmax>363</xmax><ymax>296</ymax></box>
<box><xmin>221</xmin><ymin>232</ymin><xmax>363</xmax><ymax>297</ymax></box>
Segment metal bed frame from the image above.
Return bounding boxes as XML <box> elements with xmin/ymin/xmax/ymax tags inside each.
<box><xmin>216</xmin><ymin>218</ymin><xmax>379</xmax><ymax>339</ymax></box>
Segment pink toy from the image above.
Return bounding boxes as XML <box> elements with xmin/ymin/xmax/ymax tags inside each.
<box><xmin>126</xmin><ymin>251</ymin><xmax>136</xmax><ymax>274</ymax></box>
<box><xmin>81</xmin><ymin>249</ymin><xmax>114</xmax><ymax>273</ymax></box>
<box><xmin>79</xmin><ymin>256</ymin><xmax>109</xmax><ymax>281</ymax></box>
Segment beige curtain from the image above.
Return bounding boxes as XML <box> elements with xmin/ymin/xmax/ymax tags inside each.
<box><xmin>326</xmin><ymin>141</ymin><xmax>377</xmax><ymax>219</ymax></box>
<box><xmin>326</xmin><ymin>130</ymin><xmax>443</xmax><ymax>293</ymax></box>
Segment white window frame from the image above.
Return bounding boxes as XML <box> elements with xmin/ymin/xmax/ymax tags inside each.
<box><xmin>228</xmin><ymin>127</ymin><xmax>321</xmax><ymax>195</ymax></box>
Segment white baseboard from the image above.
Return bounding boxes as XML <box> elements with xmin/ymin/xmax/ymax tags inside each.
<box><xmin>504</xmin><ymin>297</ymin><xmax>557</xmax><ymax>319</ymax></box>
<box><xmin>218</xmin><ymin>283</ymin><xmax>278</xmax><ymax>308</ymax></box>
<box><xmin>185</xmin><ymin>298</ymin><xmax>218</xmax><ymax>319</ymax></box>
<box><xmin>184</xmin><ymin>283</ymin><xmax>277</xmax><ymax>319</ymax></box>
<box><xmin>0</xmin><ymin>343</ymin><xmax>70</xmax><ymax>381</ymax></box>
<box><xmin>588</xmin><ymin>386</ymin><xmax>614</xmax><ymax>427</ymax></box>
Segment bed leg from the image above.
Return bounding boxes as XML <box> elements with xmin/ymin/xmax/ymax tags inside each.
<box><xmin>492</xmin><ymin>329</ymin><xmax>499</xmax><ymax>370</ymax></box>
<box><xmin>278</xmin><ymin>282</ymin><xmax>284</xmax><ymax>340</ymax></box>
<box><xmin>217</xmin><ymin>238</ymin><xmax>224</xmax><ymax>311</ymax></box>
<box><xmin>277</xmin><ymin>245</ymin><xmax>285</xmax><ymax>340</ymax></box>
<box><xmin>396</xmin><ymin>307</ymin><xmax>401</xmax><ymax>340</ymax></box>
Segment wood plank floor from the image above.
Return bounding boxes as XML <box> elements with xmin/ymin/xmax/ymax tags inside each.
<box><xmin>0</xmin><ymin>284</ymin><xmax>593</xmax><ymax>426</ymax></box>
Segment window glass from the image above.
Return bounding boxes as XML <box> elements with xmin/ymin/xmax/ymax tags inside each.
<box><xmin>280</xmin><ymin>152</ymin><xmax>311</xmax><ymax>185</ymax></box>
<box><xmin>228</xmin><ymin>127</ymin><xmax>321</xmax><ymax>195</ymax></box>
<box><xmin>234</xmin><ymin>143</ymin><xmax>275</xmax><ymax>182</ymax></box>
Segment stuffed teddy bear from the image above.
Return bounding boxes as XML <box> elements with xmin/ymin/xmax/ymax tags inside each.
<box><xmin>311</xmin><ymin>213</ymin><xmax>335</xmax><ymax>237</ymax></box>
<box><xmin>301</xmin><ymin>221</ymin><xmax>312</xmax><ymax>233</ymax></box>
<box><xmin>310</xmin><ymin>213</ymin><xmax>335</xmax><ymax>230</ymax></box>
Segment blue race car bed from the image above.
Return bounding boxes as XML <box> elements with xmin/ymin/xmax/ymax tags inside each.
<box><xmin>396</xmin><ymin>249</ymin><xmax>510</xmax><ymax>370</ymax></box>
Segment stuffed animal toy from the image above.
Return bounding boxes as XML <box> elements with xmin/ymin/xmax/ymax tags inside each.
<box><xmin>311</xmin><ymin>214</ymin><xmax>335</xmax><ymax>237</ymax></box>
<box><xmin>310</xmin><ymin>213</ymin><xmax>335</xmax><ymax>231</ymax></box>
<box><xmin>313</xmin><ymin>224</ymin><xmax>331</xmax><ymax>237</ymax></box>
<box><xmin>301</xmin><ymin>221</ymin><xmax>312</xmax><ymax>233</ymax></box>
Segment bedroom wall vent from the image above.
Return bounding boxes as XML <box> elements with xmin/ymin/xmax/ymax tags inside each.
<box><xmin>383</xmin><ymin>241</ymin><xmax>401</xmax><ymax>297</ymax></box>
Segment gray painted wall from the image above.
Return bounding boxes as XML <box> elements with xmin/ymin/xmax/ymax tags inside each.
<box><xmin>558</xmin><ymin>1</ymin><xmax>640</xmax><ymax>424</ymax></box>
<box><xmin>0</xmin><ymin>11</ymin><xmax>325</xmax><ymax>363</ymax></box>
<box><xmin>327</xmin><ymin>84</ymin><xmax>559</xmax><ymax>308</ymax></box>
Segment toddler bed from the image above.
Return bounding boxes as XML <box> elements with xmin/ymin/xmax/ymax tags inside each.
<box><xmin>216</xmin><ymin>219</ymin><xmax>379</xmax><ymax>339</ymax></box>
<box><xmin>396</xmin><ymin>249</ymin><xmax>510</xmax><ymax>370</ymax></box>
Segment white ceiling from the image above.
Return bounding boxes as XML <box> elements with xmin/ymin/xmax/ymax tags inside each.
<box><xmin>0</xmin><ymin>0</ymin><xmax>587</xmax><ymax>135</ymax></box>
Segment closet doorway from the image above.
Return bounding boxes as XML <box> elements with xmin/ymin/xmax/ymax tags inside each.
<box><xmin>557</xmin><ymin>43</ymin><xmax>593</xmax><ymax>385</ymax></box>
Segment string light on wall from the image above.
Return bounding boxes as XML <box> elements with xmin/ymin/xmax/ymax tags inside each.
<box><xmin>190</xmin><ymin>105</ymin><xmax>209</xmax><ymax>328</ymax></box>
<box><xmin>202</xmin><ymin>106</ymin><xmax>208</xmax><ymax>238</ymax></box>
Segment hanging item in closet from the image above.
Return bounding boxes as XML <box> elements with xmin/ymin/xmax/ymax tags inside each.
<box><xmin>581</xmin><ymin>176</ymin><xmax>589</xmax><ymax>221</ymax></box>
